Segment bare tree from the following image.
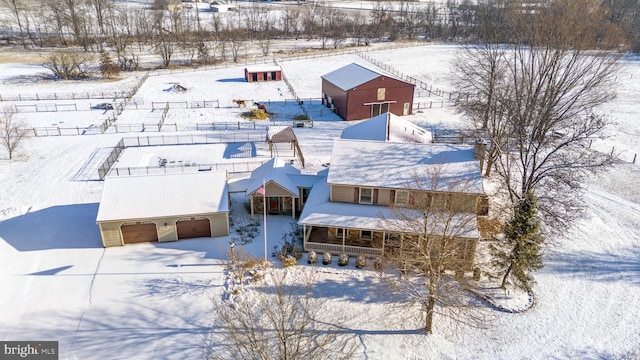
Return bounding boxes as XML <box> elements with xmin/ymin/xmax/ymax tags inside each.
<box><xmin>208</xmin><ymin>266</ymin><xmax>358</xmax><ymax>360</ymax></box>
<box><xmin>454</xmin><ymin>0</ymin><xmax>626</xmax><ymax>234</ymax></box>
<box><xmin>0</xmin><ymin>107</ymin><xmax>26</xmax><ymax>160</ymax></box>
<box><xmin>1</xmin><ymin>0</ymin><xmax>30</xmax><ymax>48</ymax></box>
<box><xmin>41</xmin><ymin>51</ymin><xmax>93</xmax><ymax>79</ymax></box>
<box><xmin>381</xmin><ymin>165</ymin><xmax>486</xmax><ymax>334</ymax></box>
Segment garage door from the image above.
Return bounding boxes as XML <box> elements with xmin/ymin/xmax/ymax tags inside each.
<box><xmin>121</xmin><ymin>223</ymin><xmax>158</xmax><ymax>244</ymax></box>
<box><xmin>176</xmin><ymin>218</ymin><xmax>211</xmax><ymax>239</ymax></box>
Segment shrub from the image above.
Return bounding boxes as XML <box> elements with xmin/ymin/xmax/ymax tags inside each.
<box><xmin>338</xmin><ymin>253</ymin><xmax>349</xmax><ymax>267</ymax></box>
<box><xmin>355</xmin><ymin>254</ymin><xmax>366</xmax><ymax>269</ymax></box>
<box><xmin>373</xmin><ymin>257</ymin><xmax>383</xmax><ymax>271</ymax></box>
<box><xmin>322</xmin><ymin>252</ymin><xmax>332</xmax><ymax>265</ymax></box>
<box><xmin>282</xmin><ymin>255</ymin><xmax>298</xmax><ymax>268</ymax></box>
<box><xmin>307</xmin><ymin>250</ymin><xmax>317</xmax><ymax>264</ymax></box>
<box><xmin>292</xmin><ymin>245</ymin><xmax>303</xmax><ymax>260</ymax></box>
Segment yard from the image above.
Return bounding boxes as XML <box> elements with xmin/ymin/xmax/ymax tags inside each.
<box><xmin>0</xmin><ymin>43</ymin><xmax>639</xmax><ymax>359</ymax></box>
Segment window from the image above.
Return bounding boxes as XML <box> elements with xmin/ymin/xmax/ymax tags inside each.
<box><xmin>361</xmin><ymin>230</ymin><xmax>372</xmax><ymax>239</ymax></box>
<box><xmin>377</xmin><ymin>88</ymin><xmax>386</xmax><ymax>100</ymax></box>
<box><xmin>301</xmin><ymin>188</ymin><xmax>311</xmax><ymax>204</ymax></box>
<box><xmin>359</xmin><ymin>187</ymin><xmax>373</xmax><ymax>204</ymax></box>
<box><xmin>395</xmin><ymin>190</ymin><xmax>409</xmax><ymax>207</ymax></box>
<box><xmin>336</xmin><ymin>228</ymin><xmax>349</xmax><ymax>237</ymax></box>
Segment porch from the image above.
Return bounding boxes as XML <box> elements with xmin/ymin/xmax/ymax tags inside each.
<box><xmin>303</xmin><ymin>226</ymin><xmax>385</xmax><ymax>257</ymax></box>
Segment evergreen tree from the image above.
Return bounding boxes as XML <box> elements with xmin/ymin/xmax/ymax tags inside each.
<box><xmin>496</xmin><ymin>192</ymin><xmax>544</xmax><ymax>292</ymax></box>
<box><xmin>99</xmin><ymin>51</ymin><xmax>120</xmax><ymax>79</ymax></box>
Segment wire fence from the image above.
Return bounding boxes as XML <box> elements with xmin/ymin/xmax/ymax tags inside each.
<box><xmin>108</xmin><ymin>159</ymin><xmax>269</xmax><ymax>177</ymax></box>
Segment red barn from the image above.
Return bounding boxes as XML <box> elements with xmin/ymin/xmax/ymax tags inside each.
<box><xmin>321</xmin><ymin>63</ymin><xmax>415</xmax><ymax>121</ymax></box>
<box><xmin>245</xmin><ymin>65</ymin><xmax>282</xmax><ymax>82</ymax></box>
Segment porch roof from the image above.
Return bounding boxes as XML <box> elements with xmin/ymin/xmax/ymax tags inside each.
<box><xmin>246</xmin><ymin>158</ymin><xmax>300</xmax><ymax>197</ymax></box>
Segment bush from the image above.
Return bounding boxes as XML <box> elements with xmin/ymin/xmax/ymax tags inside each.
<box><xmin>373</xmin><ymin>257</ymin><xmax>383</xmax><ymax>271</ymax></box>
<box><xmin>307</xmin><ymin>250</ymin><xmax>317</xmax><ymax>264</ymax></box>
<box><xmin>338</xmin><ymin>253</ymin><xmax>349</xmax><ymax>267</ymax></box>
<box><xmin>355</xmin><ymin>254</ymin><xmax>367</xmax><ymax>269</ymax></box>
<box><xmin>282</xmin><ymin>255</ymin><xmax>298</xmax><ymax>268</ymax></box>
<box><xmin>322</xmin><ymin>252</ymin><xmax>332</xmax><ymax>265</ymax></box>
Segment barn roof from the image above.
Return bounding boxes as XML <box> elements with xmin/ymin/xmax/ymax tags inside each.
<box><xmin>96</xmin><ymin>171</ymin><xmax>229</xmax><ymax>222</ymax></box>
<box><xmin>340</xmin><ymin>112</ymin><xmax>432</xmax><ymax>143</ymax></box>
<box><xmin>321</xmin><ymin>63</ymin><xmax>383</xmax><ymax>91</ymax></box>
<box><xmin>326</xmin><ymin>139</ymin><xmax>484</xmax><ymax>194</ymax></box>
<box><xmin>245</xmin><ymin>65</ymin><xmax>282</xmax><ymax>73</ymax></box>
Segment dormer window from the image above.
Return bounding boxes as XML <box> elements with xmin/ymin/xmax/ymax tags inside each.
<box><xmin>359</xmin><ymin>187</ymin><xmax>373</xmax><ymax>204</ymax></box>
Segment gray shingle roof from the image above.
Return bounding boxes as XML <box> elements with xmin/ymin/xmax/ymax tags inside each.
<box><xmin>321</xmin><ymin>63</ymin><xmax>382</xmax><ymax>91</ymax></box>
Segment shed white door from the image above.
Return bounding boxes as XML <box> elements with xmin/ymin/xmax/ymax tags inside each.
<box><xmin>121</xmin><ymin>223</ymin><xmax>158</xmax><ymax>244</ymax></box>
<box><xmin>176</xmin><ymin>218</ymin><xmax>212</xmax><ymax>239</ymax></box>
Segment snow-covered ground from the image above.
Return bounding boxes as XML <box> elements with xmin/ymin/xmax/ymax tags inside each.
<box><xmin>0</xmin><ymin>43</ymin><xmax>639</xmax><ymax>359</ymax></box>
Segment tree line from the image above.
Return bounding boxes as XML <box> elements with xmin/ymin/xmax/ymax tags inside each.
<box><xmin>2</xmin><ymin>0</ymin><xmax>638</xmax><ymax>73</ymax></box>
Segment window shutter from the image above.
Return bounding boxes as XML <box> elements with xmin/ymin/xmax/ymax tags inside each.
<box><xmin>390</xmin><ymin>190</ymin><xmax>395</xmax><ymax>204</ymax></box>
<box><xmin>354</xmin><ymin>187</ymin><xmax>359</xmax><ymax>203</ymax></box>
<box><xmin>373</xmin><ymin>189</ymin><xmax>379</xmax><ymax>204</ymax></box>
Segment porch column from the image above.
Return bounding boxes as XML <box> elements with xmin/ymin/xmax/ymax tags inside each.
<box><xmin>291</xmin><ymin>196</ymin><xmax>295</xmax><ymax>219</ymax></box>
<box><xmin>342</xmin><ymin>230</ymin><xmax>346</xmax><ymax>252</ymax></box>
<box><xmin>303</xmin><ymin>225</ymin><xmax>307</xmax><ymax>250</ymax></box>
<box><xmin>250</xmin><ymin>196</ymin><xmax>255</xmax><ymax>219</ymax></box>
<box><xmin>382</xmin><ymin>231</ymin><xmax>386</xmax><ymax>256</ymax></box>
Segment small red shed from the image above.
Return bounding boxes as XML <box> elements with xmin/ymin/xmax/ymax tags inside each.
<box><xmin>245</xmin><ymin>65</ymin><xmax>282</xmax><ymax>82</ymax></box>
<box><xmin>321</xmin><ymin>63</ymin><xmax>415</xmax><ymax>121</ymax></box>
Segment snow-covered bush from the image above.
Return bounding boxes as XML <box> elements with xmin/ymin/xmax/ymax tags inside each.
<box><xmin>355</xmin><ymin>254</ymin><xmax>366</xmax><ymax>269</ymax></box>
<box><xmin>322</xmin><ymin>251</ymin><xmax>332</xmax><ymax>265</ymax></box>
<box><xmin>373</xmin><ymin>257</ymin><xmax>383</xmax><ymax>271</ymax></box>
<box><xmin>307</xmin><ymin>250</ymin><xmax>317</xmax><ymax>264</ymax></box>
<box><xmin>338</xmin><ymin>253</ymin><xmax>349</xmax><ymax>266</ymax></box>
<box><xmin>283</xmin><ymin>255</ymin><xmax>298</xmax><ymax>268</ymax></box>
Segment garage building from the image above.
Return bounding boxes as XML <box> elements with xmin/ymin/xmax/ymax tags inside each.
<box><xmin>96</xmin><ymin>171</ymin><xmax>229</xmax><ymax>247</ymax></box>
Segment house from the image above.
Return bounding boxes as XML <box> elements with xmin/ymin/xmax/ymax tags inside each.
<box><xmin>245</xmin><ymin>65</ymin><xmax>282</xmax><ymax>82</ymax></box>
<box><xmin>245</xmin><ymin>158</ymin><xmax>318</xmax><ymax>219</ymax></box>
<box><xmin>340</xmin><ymin>112</ymin><xmax>432</xmax><ymax>143</ymax></box>
<box><xmin>96</xmin><ymin>171</ymin><xmax>229</xmax><ymax>247</ymax></box>
<box><xmin>321</xmin><ymin>63</ymin><xmax>415</xmax><ymax>120</ymax></box>
<box><xmin>298</xmin><ymin>139</ymin><xmax>486</xmax><ymax>271</ymax></box>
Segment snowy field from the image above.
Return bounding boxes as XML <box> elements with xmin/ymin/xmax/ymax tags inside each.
<box><xmin>0</xmin><ymin>43</ymin><xmax>639</xmax><ymax>359</ymax></box>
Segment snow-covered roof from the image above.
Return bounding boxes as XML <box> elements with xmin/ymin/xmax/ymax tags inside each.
<box><xmin>267</xmin><ymin>126</ymin><xmax>297</xmax><ymax>143</ymax></box>
<box><xmin>326</xmin><ymin>139</ymin><xmax>484</xmax><ymax>194</ymax></box>
<box><xmin>321</xmin><ymin>63</ymin><xmax>382</xmax><ymax>91</ymax></box>
<box><xmin>245</xmin><ymin>65</ymin><xmax>281</xmax><ymax>73</ymax></box>
<box><xmin>245</xmin><ymin>158</ymin><xmax>301</xmax><ymax>197</ymax></box>
<box><xmin>340</xmin><ymin>112</ymin><xmax>432</xmax><ymax>143</ymax></box>
<box><xmin>96</xmin><ymin>171</ymin><xmax>229</xmax><ymax>222</ymax></box>
<box><xmin>298</xmin><ymin>174</ymin><xmax>478</xmax><ymax>238</ymax></box>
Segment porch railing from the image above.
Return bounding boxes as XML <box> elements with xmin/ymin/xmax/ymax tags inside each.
<box><xmin>304</xmin><ymin>241</ymin><xmax>382</xmax><ymax>258</ymax></box>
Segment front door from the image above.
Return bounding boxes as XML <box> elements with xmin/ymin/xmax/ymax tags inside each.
<box><xmin>371</xmin><ymin>103</ymin><xmax>390</xmax><ymax>117</ymax></box>
<box><xmin>269</xmin><ymin>197</ymin><xmax>280</xmax><ymax>213</ymax></box>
